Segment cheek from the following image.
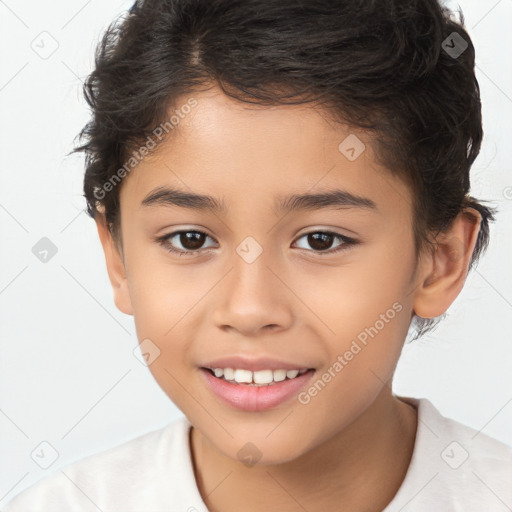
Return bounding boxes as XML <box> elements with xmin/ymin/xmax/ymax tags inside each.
<box><xmin>295</xmin><ymin>250</ymin><xmax>411</xmax><ymax>342</ymax></box>
<box><xmin>296</xmin><ymin>242</ymin><xmax>414</xmax><ymax>386</ymax></box>
<box><xmin>125</xmin><ymin>250</ymin><xmax>216</xmax><ymax>398</ymax></box>
<box><xmin>127</xmin><ymin>263</ymin><xmax>198</xmax><ymax>410</ymax></box>
<box><xmin>294</xmin><ymin>278</ymin><xmax>410</xmax><ymax>436</ymax></box>
<box><xmin>125</xmin><ymin>241</ymin><xmax>208</xmax><ymax>336</ymax></box>
<box><xmin>314</xmin><ymin>282</ymin><xmax>408</xmax><ymax>388</ymax></box>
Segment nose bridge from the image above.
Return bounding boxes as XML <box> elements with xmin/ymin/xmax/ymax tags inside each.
<box><xmin>211</xmin><ymin>234</ymin><xmax>294</xmax><ymax>334</ymax></box>
<box><xmin>232</xmin><ymin>236</ymin><xmax>273</xmax><ymax>294</ymax></box>
<box><xmin>229</xmin><ymin>234</ymin><xmax>280</xmax><ymax>307</ymax></box>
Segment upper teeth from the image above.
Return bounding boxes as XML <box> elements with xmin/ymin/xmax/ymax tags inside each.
<box><xmin>211</xmin><ymin>368</ymin><xmax>308</xmax><ymax>385</ymax></box>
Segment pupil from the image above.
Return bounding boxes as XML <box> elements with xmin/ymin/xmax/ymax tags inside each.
<box><xmin>177</xmin><ymin>232</ymin><xmax>335</xmax><ymax>252</ymax></box>
<box><xmin>309</xmin><ymin>233</ymin><xmax>333</xmax><ymax>251</ymax></box>
<box><xmin>181</xmin><ymin>232</ymin><xmax>204</xmax><ymax>250</ymax></box>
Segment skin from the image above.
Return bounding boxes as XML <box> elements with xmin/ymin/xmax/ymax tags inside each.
<box><xmin>95</xmin><ymin>83</ymin><xmax>482</xmax><ymax>512</ymax></box>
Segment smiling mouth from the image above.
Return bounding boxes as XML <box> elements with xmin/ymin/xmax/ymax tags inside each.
<box><xmin>202</xmin><ymin>367</ymin><xmax>314</xmax><ymax>386</ymax></box>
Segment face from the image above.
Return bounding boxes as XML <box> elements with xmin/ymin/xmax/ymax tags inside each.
<box><xmin>102</xmin><ymin>84</ymin><xmax>423</xmax><ymax>464</ymax></box>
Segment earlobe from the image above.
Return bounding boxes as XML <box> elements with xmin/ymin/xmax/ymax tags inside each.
<box><xmin>413</xmin><ymin>208</ymin><xmax>482</xmax><ymax>319</ymax></box>
<box><xmin>94</xmin><ymin>212</ymin><xmax>134</xmax><ymax>316</ymax></box>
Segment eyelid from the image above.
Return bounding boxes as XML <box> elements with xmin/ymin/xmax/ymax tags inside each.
<box><xmin>156</xmin><ymin>227</ymin><xmax>359</xmax><ymax>257</ymax></box>
<box><xmin>157</xmin><ymin>229</ymin><xmax>217</xmax><ymax>256</ymax></box>
<box><xmin>292</xmin><ymin>231</ymin><xmax>358</xmax><ymax>255</ymax></box>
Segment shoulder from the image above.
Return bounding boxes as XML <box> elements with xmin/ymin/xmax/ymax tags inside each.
<box><xmin>385</xmin><ymin>397</ymin><xmax>512</xmax><ymax>511</ymax></box>
<box><xmin>414</xmin><ymin>396</ymin><xmax>512</xmax><ymax>471</ymax></box>
<box><xmin>3</xmin><ymin>416</ymin><xmax>208</xmax><ymax>512</ymax></box>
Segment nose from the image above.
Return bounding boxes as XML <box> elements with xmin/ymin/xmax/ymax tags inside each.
<box><xmin>211</xmin><ymin>247</ymin><xmax>294</xmax><ymax>337</ymax></box>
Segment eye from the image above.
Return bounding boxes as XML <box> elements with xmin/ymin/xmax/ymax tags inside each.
<box><xmin>156</xmin><ymin>229</ymin><xmax>358</xmax><ymax>257</ymax></box>
<box><xmin>293</xmin><ymin>231</ymin><xmax>357</xmax><ymax>255</ymax></box>
<box><xmin>157</xmin><ymin>230</ymin><xmax>217</xmax><ymax>256</ymax></box>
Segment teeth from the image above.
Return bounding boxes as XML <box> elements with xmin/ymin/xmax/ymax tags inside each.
<box><xmin>253</xmin><ymin>369</ymin><xmax>273</xmax><ymax>384</ymax></box>
<box><xmin>209</xmin><ymin>367</ymin><xmax>309</xmax><ymax>385</ymax></box>
<box><xmin>273</xmin><ymin>369</ymin><xmax>286</xmax><ymax>382</ymax></box>
<box><xmin>234</xmin><ymin>369</ymin><xmax>252</xmax><ymax>383</ymax></box>
<box><xmin>223</xmin><ymin>368</ymin><xmax>235</xmax><ymax>380</ymax></box>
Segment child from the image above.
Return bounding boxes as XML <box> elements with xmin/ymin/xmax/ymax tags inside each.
<box><xmin>5</xmin><ymin>0</ymin><xmax>511</xmax><ymax>510</ymax></box>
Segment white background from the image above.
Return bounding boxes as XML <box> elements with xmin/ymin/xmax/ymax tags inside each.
<box><xmin>0</xmin><ymin>0</ymin><xmax>511</xmax><ymax>506</ymax></box>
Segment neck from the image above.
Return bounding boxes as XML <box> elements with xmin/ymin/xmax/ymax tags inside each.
<box><xmin>190</xmin><ymin>389</ymin><xmax>417</xmax><ymax>512</ymax></box>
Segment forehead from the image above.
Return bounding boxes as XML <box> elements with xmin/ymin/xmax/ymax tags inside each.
<box><xmin>120</xmin><ymin>85</ymin><xmax>413</xmax><ymax>220</ymax></box>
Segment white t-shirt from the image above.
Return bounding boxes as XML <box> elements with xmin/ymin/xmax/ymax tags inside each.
<box><xmin>3</xmin><ymin>397</ymin><xmax>511</xmax><ymax>511</ymax></box>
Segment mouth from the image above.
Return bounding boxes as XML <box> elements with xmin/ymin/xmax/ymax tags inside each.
<box><xmin>201</xmin><ymin>366</ymin><xmax>312</xmax><ymax>386</ymax></box>
<box><xmin>199</xmin><ymin>366</ymin><xmax>316</xmax><ymax>412</ymax></box>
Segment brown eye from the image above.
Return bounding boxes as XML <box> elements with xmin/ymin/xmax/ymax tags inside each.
<box><xmin>294</xmin><ymin>231</ymin><xmax>357</xmax><ymax>254</ymax></box>
<box><xmin>306</xmin><ymin>233</ymin><xmax>334</xmax><ymax>251</ymax></box>
<box><xmin>158</xmin><ymin>230</ymin><xmax>217</xmax><ymax>255</ymax></box>
<box><xmin>179</xmin><ymin>231</ymin><xmax>206</xmax><ymax>250</ymax></box>
<box><xmin>157</xmin><ymin>229</ymin><xmax>357</xmax><ymax>257</ymax></box>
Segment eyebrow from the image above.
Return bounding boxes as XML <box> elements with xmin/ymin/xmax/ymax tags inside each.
<box><xmin>141</xmin><ymin>186</ymin><xmax>378</xmax><ymax>215</ymax></box>
<box><xmin>141</xmin><ymin>186</ymin><xmax>228</xmax><ymax>214</ymax></box>
<box><xmin>274</xmin><ymin>189</ymin><xmax>377</xmax><ymax>214</ymax></box>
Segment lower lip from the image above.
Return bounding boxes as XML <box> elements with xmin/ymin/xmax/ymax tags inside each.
<box><xmin>199</xmin><ymin>368</ymin><xmax>315</xmax><ymax>412</ymax></box>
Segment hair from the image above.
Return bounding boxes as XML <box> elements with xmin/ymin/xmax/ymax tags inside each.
<box><xmin>73</xmin><ymin>0</ymin><xmax>496</xmax><ymax>340</ymax></box>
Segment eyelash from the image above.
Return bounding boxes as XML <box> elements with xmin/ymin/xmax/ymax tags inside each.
<box><xmin>156</xmin><ymin>229</ymin><xmax>358</xmax><ymax>257</ymax></box>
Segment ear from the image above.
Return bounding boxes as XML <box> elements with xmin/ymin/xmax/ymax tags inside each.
<box><xmin>413</xmin><ymin>207</ymin><xmax>482</xmax><ymax>319</ymax></box>
<box><xmin>94</xmin><ymin>212</ymin><xmax>133</xmax><ymax>316</ymax></box>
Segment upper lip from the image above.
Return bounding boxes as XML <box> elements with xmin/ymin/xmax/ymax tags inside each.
<box><xmin>200</xmin><ymin>355</ymin><xmax>315</xmax><ymax>372</ymax></box>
